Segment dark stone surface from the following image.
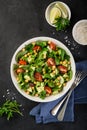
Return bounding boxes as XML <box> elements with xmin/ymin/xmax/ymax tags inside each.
<box><xmin>0</xmin><ymin>0</ymin><xmax>87</xmax><ymax>129</ymax></box>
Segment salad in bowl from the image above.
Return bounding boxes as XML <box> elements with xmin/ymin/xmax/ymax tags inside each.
<box><xmin>10</xmin><ymin>37</ymin><xmax>75</xmax><ymax>102</ymax></box>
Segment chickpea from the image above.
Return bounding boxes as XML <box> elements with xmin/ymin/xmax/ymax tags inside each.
<box><xmin>31</xmin><ymin>87</ymin><xmax>34</xmax><ymax>90</ymax></box>
<box><xmin>26</xmin><ymin>70</ymin><xmax>28</xmax><ymax>73</ymax></box>
<box><xmin>48</xmin><ymin>41</ymin><xmax>51</xmax><ymax>44</ymax></box>
<box><xmin>66</xmin><ymin>78</ymin><xmax>69</xmax><ymax>81</ymax></box>
<box><xmin>60</xmin><ymin>61</ymin><xmax>62</xmax><ymax>64</ymax></box>
<box><xmin>42</xmin><ymin>68</ymin><xmax>45</xmax><ymax>71</ymax></box>
<box><xmin>68</xmin><ymin>61</ymin><xmax>71</xmax><ymax>64</ymax></box>
<box><xmin>63</xmin><ymin>60</ymin><xmax>67</xmax><ymax>65</ymax></box>
<box><xmin>46</xmin><ymin>94</ymin><xmax>50</xmax><ymax>97</ymax></box>
<box><xmin>43</xmin><ymin>71</ymin><xmax>46</xmax><ymax>74</ymax></box>
<box><xmin>19</xmin><ymin>65</ymin><xmax>23</xmax><ymax>68</ymax></box>
<box><xmin>22</xmin><ymin>48</ymin><xmax>25</xmax><ymax>52</ymax></box>
<box><xmin>16</xmin><ymin>77</ymin><xmax>19</xmax><ymax>81</ymax></box>
<box><xmin>24</xmin><ymin>54</ymin><xmax>27</xmax><ymax>57</ymax></box>
<box><xmin>57</xmin><ymin>76</ymin><xmax>61</xmax><ymax>80</ymax></box>
<box><xmin>44</xmin><ymin>79</ymin><xmax>47</xmax><ymax>82</ymax></box>
<box><xmin>25</xmin><ymin>91</ymin><xmax>29</xmax><ymax>95</ymax></box>
<box><xmin>32</xmin><ymin>42</ymin><xmax>35</xmax><ymax>45</ymax></box>
<box><xmin>25</xmin><ymin>79</ymin><xmax>29</xmax><ymax>83</ymax></box>
<box><xmin>52</xmin><ymin>65</ymin><xmax>56</xmax><ymax>70</ymax></box>
<box><xmin>52</xmin><ymin>70</ymin><xmax>56</xmax><ymax>74</ymax></box>
<box><xmin>27</xmin><ymin>53</ymin><xmax>30</xmax><ymax>56</ymax></box>
<box><xmin>63</xmin><ymin>83</ymin><xmax>67</xmax><ymax>86</ymax></box>
<box><xmin>34</xmin><ymin>81</ymin><xmax>37</xmax><ymax>84</ymax></box>
<box><xmin>34</xmin><ymin>50</ymin><xmax>36</xmax><ymax>53</ymax></box>
<box><xmin>35</xmin><ymin>52</ymin><xmax>37</xmax><ymax>55</ymax></box>
<box><xmin>57</xmin><ymin>82</ymin><xmax>60</xmax><ymax>85</ymax></box>
<box><xmin>35</xmin><ymin>93</ymin><xmax>38</xmax><ymax>97</ymax></box>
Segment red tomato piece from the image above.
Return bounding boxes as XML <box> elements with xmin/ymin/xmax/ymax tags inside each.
<box><xmin>44</xmin><ymin>86</ymin><xmax>52</xmax><ymax>94</ymax></box>
<box><xmin>19</xmin><ymin>60</ymin><xmax>27</xmax><ymax>65</ymax></box>
<box><xmin>47</xmin><ymin>58</ymin><xmax>55</xmax><ymax>66</ymax></box>
<box><xmin>16</xmin><ymin>68</ymin><xmax>24</xmax><ymax>74</ymax></box>
<box><xmin>49</xmin><ymin>42</ymin><xmax>56</xmax><ymax>50</ymax></box>
<box><xmin>33</xmin><ymin>45</ymin><xmax>41</xmax><ymax>51</ymax></box>
<box><xmin>58</xmin><ymin>65</ymin><xmax>68</xmax><ymax>74</ymax></box>
<box><xmin>34</xmin><ymin>72</ymin><xmax>42</xmax><ymax>81</ymax></box>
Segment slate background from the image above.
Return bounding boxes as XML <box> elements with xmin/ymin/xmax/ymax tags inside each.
<box><xmin>0</xmin><ymin>0</ymin><xmax>87</xmax><ymax>130</ymax></box>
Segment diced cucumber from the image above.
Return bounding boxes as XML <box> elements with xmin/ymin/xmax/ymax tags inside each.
<box><xmin>36</xmin><ymin>86</ymin><xmax>44</xmax><ymax>93</ymax></box>
<box><xmin>24</xmin><ymin>75</ymin><xmax>31</xmax><ymax>81</ymax></box>
<box><xmin>47</xmin><ymin>46</ymin><xmax>52</xmax><ymax>52</ymax></box>
<box><xmin>53</xmin><ymin>90</ymin><xmax>58</xmax><ymax>95</ymax></box>
<box><xmin>55</xmin><ymin>68</ymin><xmax>59</xmax><ymax>75</ymax></box>
<box><xmin>27</xmin><ymin>87</ymin><xmax>32</xmax><ymax>93</ymax></box>
<box><xmin>31</xmin><ymin>66</ymin><xmax>35</xmax><ymax>71</ymax></box>
<box><xmin>50</xmin><ymin>73</ymin><xmax>55</xmax><ymax>78</ymax></box>
<box><xmin>59</xmin><ymin>76</ymin><xmax>64</xmax><ymax>84</ymax></box>
<box><xmin>35</xmin><ymin>82</ymin><xmax>45</xmax><ymax>93</ymax></box>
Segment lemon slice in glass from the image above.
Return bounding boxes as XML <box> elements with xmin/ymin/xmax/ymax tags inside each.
<box><xmin>50</xmin><ymin>7</ymin><xmax>61</xmax><ymax>24</ymax></box>
<box><xmin>55</xmin><ymin>3</ymin><xmax>68</xmax><ymax>18</ymax></box>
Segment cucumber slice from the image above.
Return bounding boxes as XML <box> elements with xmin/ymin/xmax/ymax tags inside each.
<box><xmin>59</xmin><ymin>76</ymin><xmax>64</xmax><ymax>84</ymax></box>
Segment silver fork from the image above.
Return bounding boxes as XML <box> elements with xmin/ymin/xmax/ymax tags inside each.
<box><xmin>51</xmin><ymin>71</ymin><xmax>87</xmax><ymax>121</ymax></box>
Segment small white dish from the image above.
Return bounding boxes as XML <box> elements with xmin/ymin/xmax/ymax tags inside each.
<box><xmin>72</xmin><ymin>19</ymin><xmax>87</xmax><ymax>45</ymax></box>
<box><xmin>45</xmin><ymin>1</ymin><xmax>71</xmax><ymax>27</ymax></box>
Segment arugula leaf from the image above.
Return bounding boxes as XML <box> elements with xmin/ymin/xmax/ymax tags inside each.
<box><xmin>39</xmin><ymin>91</ymin><xmax>46</xmax><ymax>99</ymax></box>
<box><xmin>0</xmin><ymin>100</ymin><xmax>23</xmax><ymax>120</ymax></box>
<box><xmin>54</xmin><ymin>17</ymin><xmax>70</xmax><ymax>31</ymax></box>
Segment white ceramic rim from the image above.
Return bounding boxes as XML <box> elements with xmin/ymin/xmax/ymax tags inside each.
<box><xmin>72</xmin><ymin>19</ymin><xmax>87</xmax><ymax>45</ymax></box>
<box><xmin>10</xmin><ymin>36</ymin><xmax>76</xmax><ymax>102</ymax></box>
<box><xmin>45</xmin><ymin>1</ymin><xmax>71</xmax><ymax>27</ymax></box>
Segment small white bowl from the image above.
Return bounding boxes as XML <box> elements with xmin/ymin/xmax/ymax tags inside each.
<box><xmin>10</xmin><ymin>37</ymin><xmax>76</xmax><ymax>102</ymax></box>
<box><xmin>45</xmin><ymin>1</ymin><xmax>71</xmax><ymax>27</ymax></box>
<box><xmin>72</xmin><ymin>19</ymin><xmax>87</xmax><ymax>45</ymax></box>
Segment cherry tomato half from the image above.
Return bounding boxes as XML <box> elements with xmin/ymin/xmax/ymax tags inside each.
<box><xmin>58</xmin><ymin>65</ymin><xmax>68</xmax><ymax>74</ymax></box>
<box><xmin>34</xmin><ymin>72</ymin><xmax>42</xmax><ymax>81</ymax></box>
<box><xmin>18</xmin><ymin>60</ymin><xmax>27</xmax><ymax>65</ymax></box>
<box><xmin>47</xmin><ymin>58</ymin><xmax>55</xmax><ymax>66</ymax></box>
<box><xmin>16</xmin><ymin>68</ymin><xmax>24</xmax><ymax>74</ymax></box>
<box><xmin>33</xmin><ymin>45</ymin><xmax>41</xmax><ymax>51</ymax></box>
<box><xmin>44</xmin><ymin>86</ymin><xmax>52</xmax><ymax>94</ymax></box>
<box><xmin>49</xmin><ymin>42</ymin><xmax>56</xmax><ymax>50</ymax></box>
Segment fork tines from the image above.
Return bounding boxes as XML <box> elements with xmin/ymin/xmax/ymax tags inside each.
<box><xmin>75</xmin><ymin>71</ymin><xmax>87</xmax><ymax>86</ymax></box>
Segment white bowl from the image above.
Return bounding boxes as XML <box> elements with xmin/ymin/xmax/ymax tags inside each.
<box><xmin>72</xmin><ymin>19</ymin><xmax>87</xmax><ymax>45</ymax></box>
<box><xmin>10</xmin><ymin>37</ymin><xmax>76</xmax><ymax>102</ymax></box>
<box><xmin>45</xmin><ymin>1</ymin><xmax>71</xmax><ymax>27</ymax></box>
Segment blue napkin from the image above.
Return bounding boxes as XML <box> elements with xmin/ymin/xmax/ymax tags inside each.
<box><xmin>29</xmin><ymin>61</ymin><xmax>87</xmax><ymax>124</ymax></box>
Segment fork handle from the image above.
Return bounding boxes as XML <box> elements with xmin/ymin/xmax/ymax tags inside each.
<box><xmin>51</xmin><ymin>95</ymin><xmax>68</xmax><ymax>116</ymax></box>
<box><xmin>57</xmin><ymin>90</ymin><xmax>72</xmax><ymax>121</ymax></box>
<box><xmin>51</xmin><ymin>83</ymin><xmax>75</xmax><ymax>117</ymax></box>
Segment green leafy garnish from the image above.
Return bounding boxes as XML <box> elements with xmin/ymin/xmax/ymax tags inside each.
<box><xmin>0</xmin><ymin>100</ymin><xmax>23</xmax><ymax>120</ymax></box>
<box><xmin>39</xmin><ymin>91</ymin><xmax>46</xmax><ymax>99</ymax></box>
<box><xmin>54</xmin><ymin>17</ymin><xmax>70</xmax><ymax>31</ymax></box>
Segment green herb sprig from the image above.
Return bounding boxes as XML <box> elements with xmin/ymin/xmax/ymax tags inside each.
<box><xmin>54</xmin><ymin>17</ymin><xmax>70</xmax><ymax>31</ymax></box>
<box><xmin>0</xmin><ymin>100</ymin><xmax>23</xmax><ymax>120</ymax></box>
